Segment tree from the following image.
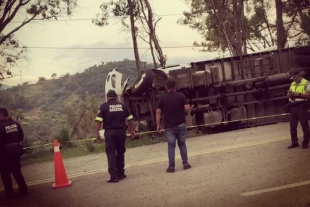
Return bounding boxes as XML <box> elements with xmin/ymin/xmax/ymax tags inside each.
<box><xmin>137</xmin><ymin>0</ymin><xmax>166</xmax><ymax>68</ymax></box>
<box><xmin>0</xmin><ymin>0</ymin><xmax>78</xmax><ymax>80</ymax></box>
<box><xmin>177</xmin><ymin>0</ymin><xmax>247</xmax><ymax>56</ymax></box>
<box><xmin>51</xmin><ymin>73</ymin><xmax>57</xmax><ymax>79</ymax></box>
<box><xmin>283</xmin><ymin>0</ymin><xmax>310</xmax><ymax>41</ymax></box>
<box><xmin>64</xmin><ymin>92</ymin><xmax>100</xmax><ymax>139</ymax></box>
<box><xmin>127</xmin><ymin>0</ymin><xmax>142</xmax><ymax>74</ymax></box>
<box><xmin>93</xmin><ymin>0</ymin><xmax>166</xmax><ymax>72</ymax></box>
<box><xmin>178</xmin><ymin>0</ymin><xmax>310</xmax><ymax>56</ymax></box>
<box><xmin>38</xmin><ymin>76</ymin><xmax>46</xmax><ymax>82</ymax></box>
<box><xmin>15</xmin><ymin>109</ymin><xmax>24</xmax><ymax>121</ymax></box>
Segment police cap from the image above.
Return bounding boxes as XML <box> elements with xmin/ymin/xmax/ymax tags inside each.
<box><xmin>290</xmin><ymin>70</ymin><xmax>305</xmax><ymax>80</ymax></box>
<box><xmin>107</xmin><ymin>90</ymin><xmax>117</xmax><ymax>98</ymax></box>
<box><xmin>0</xmin><ymin>108</ymin><xmax>8</xmax><ymax>117</ymax></box>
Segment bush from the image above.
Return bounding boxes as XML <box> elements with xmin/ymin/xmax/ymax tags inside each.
<box><xmin>56</xmin><ymin>128</ymin><xmax>73</xmax><ymax>148</ymax></box>
<box><xmin>85</xmin><ymin>140</ymin><xmax>95</xmax><ymax>153</ymax></box>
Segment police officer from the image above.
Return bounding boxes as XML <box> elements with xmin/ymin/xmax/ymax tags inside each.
<box><xmin>0</xmin><ymin>108</ymin><xmax>28</xmax><ymax>199</ymax></box>
<box><xmin>95</xmin><ymin>90</ymin><xmax>136</xmax><ymax>183</ymax></box>
<box><xmin>287</xmin><ymin>71</ymin><xmax>310</xmax><ymax>149</ymax></box>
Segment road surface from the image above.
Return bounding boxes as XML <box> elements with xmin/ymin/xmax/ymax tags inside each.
<box><xmin>0</xmin><ymin>122</ymin><xmax>310</xmax><ymax>207</ymax></box>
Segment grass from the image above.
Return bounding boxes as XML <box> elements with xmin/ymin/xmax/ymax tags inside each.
<box><xmin>21</xmin><ymin>134</ymin><xmax>167</xmax><ymax>166</ymax></box>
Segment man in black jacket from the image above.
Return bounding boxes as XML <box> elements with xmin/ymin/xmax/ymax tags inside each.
<box><xmin>0</xmin><ymin>108</ymin><xmax>27</xmax><ymax>199</ymax></box>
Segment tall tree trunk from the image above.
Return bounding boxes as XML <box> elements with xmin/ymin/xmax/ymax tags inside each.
<box><xmin>144</xmin><ymin>0</ymin><xmax>166</xmax><ymax>67</ymax></box>
<box><xmin>233</xmin><ymin>0</ymin><xmax>243</xmax><ymax>56</ymax></box>
<box><xmin>149</xmin><ymin>35</ymin><xmax>157</xmax><ymax>68</ymax></box>
<box><xmin>275</xmin><ymin>0</ymin><xmax>287</xmax><ymax>49</ymax></box>
<box><xmin>127</xmin><ymin>0</ymin><xmax>142</xmax><ymax>75</ymax></box>
<box><xmin>241</xmin><ymin>0</ymin><xmax>247</xmax><ymax>54</ymax></box>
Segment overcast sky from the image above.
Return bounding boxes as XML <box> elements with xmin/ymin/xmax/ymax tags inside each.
<box><xmin>3</xmin><ymin>0</ymin><xmax>220</xmax><ymax>86</ymax></box>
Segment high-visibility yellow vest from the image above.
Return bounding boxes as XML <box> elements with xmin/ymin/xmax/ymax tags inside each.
<box><xmin>289</xmin><ymin>78</ymin><xmax>309</xmax><ymax>102</ymax></box>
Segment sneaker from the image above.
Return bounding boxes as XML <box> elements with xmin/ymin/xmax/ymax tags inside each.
<box><xmin>119</xmin><ymin>174</ymin><xmax>127</xmax><ymax>180</ymax></box>
<box><xmin>302</xmin><ymin>145</ymin><xmax>308</xmax><ymax>149</ymax></box>
<box><xmin>166</xmin><ymin>166</ymin><xmax>175</xmax><ymax>173</ymax></box>
<box><xmin>183</xmin><ymin>163</ymin><xmax>191</xmax><ymax>170</ymax></box>
<box><xmin>287</xmin><ymin>143</ymin><xmax>299</xmax><ymax>149</ymax></box>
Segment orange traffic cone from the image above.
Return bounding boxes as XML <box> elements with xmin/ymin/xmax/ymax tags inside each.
<box><xmin>52</xmin><ymin>140</ymin><xmax>72</xmax><ymax>189</ymax></box>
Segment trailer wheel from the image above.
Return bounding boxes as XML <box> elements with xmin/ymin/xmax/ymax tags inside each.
<box><xmin>293</xmin><ymin>56</ymin><xmax>310</xmax><ymax>67</ymax></box>
<box><xmin>294</xmin><ymin>46</ymin><xmax>310</xmax><ymax>56</ymax></box>
<box><xmin>131</xmin><ymin>69</ymin><xmax>155</xmax><ymax>96</ymax></box>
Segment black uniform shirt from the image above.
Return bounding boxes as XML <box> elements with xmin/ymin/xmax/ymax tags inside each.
<box><xmin>95</xmin><ymin>99</ymin><xmax>133</xmax><ymax>135</ymax></box>
<box><xmin>0</xmin><ymin>118</ymin><xmax>24</xmax><ymax>148</ymax></box>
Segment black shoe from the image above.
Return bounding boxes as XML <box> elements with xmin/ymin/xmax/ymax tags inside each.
<box><xmin>183</xmin><ymin>163</ymin><xmax>191</xmax><ymax>170</ymax></box>
<box><xmin>287</xmin><ymin>143</ymin><xmax>299</xmax><ymax>149</ymax></box>
<box><xmin>5</xmin><ymin>193</ymin><xmax>16</xmax><ymax>200</ymax></box>
<box><xmin>166</xmin><ymin>166</ymin><xmax>175</xmax><ymax>173</ymax></box>
<box><xmin>107</xmin><ymin>178</ymin><xmax>119</xmax><ymax>183</ymax></box>
<box><xmin>302</xmin><ymin>145</ymin><xmax>309</xmax><ymax>149</ymax></box>
<box><xmin>18</xmin><ymin>191</ymin><xmax>28</xmax><ymax>197</ymax></box>
<box><xmin>119</xmin><ymin>174</ymin><xmax>127</xmax><ymax>180</ymax></box>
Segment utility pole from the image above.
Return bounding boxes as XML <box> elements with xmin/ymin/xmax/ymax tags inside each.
<box><xmin>20</xmin><ymin>69</ymin><xmax>22</xmax><ymax>84</ymax></box>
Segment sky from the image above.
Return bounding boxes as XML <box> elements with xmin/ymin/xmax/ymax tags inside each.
<box><xmin>3</xmin><ymin>0</ymin><xmax>219</xmax><ymax>86</ymax></box>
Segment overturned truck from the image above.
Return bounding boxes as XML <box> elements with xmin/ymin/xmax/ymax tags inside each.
<box><xmin>105</xmin><ymin>45</ymin><xmax>310</xmax><ymax>134</ymax></box>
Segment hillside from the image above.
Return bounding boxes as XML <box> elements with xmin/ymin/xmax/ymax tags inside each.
<box><xmin>0</xmin><ymin>83</ymin><xmax>11</xmax><ymax>90</ymax></box>
<box><xmin>0</xmin><ymin>59</ymin><xmax>152</xmax><ymax>145</ymax></box>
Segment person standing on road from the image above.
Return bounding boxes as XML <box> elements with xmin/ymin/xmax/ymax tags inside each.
<box><xmin>287</xmin><ymin>70</ymin><xmax>310</xmax><ymax>149</ymax></box>
<box><xmin>156</xmin><ymin>79</ymin><xmax>192</xmax><ymax>173</ymax></box>
<box><xmin>0</xmin><ymin>108</ymin><xmax>28</xmax><ymax>199</ymax></box>
<box><xmin>95</xmin><ymin>90</ymin><xmax>136</xmax><ymax>183</ymax></box>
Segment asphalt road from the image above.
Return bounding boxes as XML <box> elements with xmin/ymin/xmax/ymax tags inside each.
<box><xmin>1</xmin><ymin>122</ymin><xmax>310</xmax><ymax>207</ymax></box>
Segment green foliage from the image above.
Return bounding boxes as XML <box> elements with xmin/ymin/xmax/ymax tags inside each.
<box><xmin>85</xmin><ymin>140</ymin><xmax>95</xmax><ymax>153</ymax></box>
<box><xmin>0</xmin><ymin>0</ymin><xmax>78</xmax><ymax>79</ymax></box>
<box><xmin>284</xmin><ymin>0</ymin><xmax>310</xmax><ymax>37</ymax></box>
<box><xmin>38</xmin><ymin>77</ymin><xmax>46</xmax><ymax>82</ymax></box>
<box><xmin>300</xmin><ymin>13</ymin><xmax>310</xmax><ymax>36</ymax></box>
<box><xmin>0</xmin><ymin>60</ymin><xmax>152</xmax><ymax>145</ymax></box>
<box><xmin>178</xmin><ymin>0</ymin><xmax>228</xmax><ymax>52</ymax></box>
<box><xmin>178</xmin><ymin>0</ymin><xmax>310</xmax><ymax>55</ymax></box>
<box><xmin>55</xmin><ymin>128</ymin><xmax>73</xmax><ymax>148</ymax></box>
<box><xmin>93</xmin><ymin>0</ymin><xmax>136</xmax><ymax>28</ymax></box>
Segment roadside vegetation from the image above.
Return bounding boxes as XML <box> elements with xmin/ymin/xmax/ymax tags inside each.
<box><xmin>21</xmin><ymin>133</ymin><xmax>167</xmax><ymax>166</ymax></box>
<box><xmin>0</xmin><ymin>60</ymin><xmax>156</xmax><ymax>166</ymax></box>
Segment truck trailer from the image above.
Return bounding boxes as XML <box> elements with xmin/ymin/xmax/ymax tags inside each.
<box><xmin>105</xmin><ymin>45</ymin><xmax>310</xmax><ymax>135</ymax></box>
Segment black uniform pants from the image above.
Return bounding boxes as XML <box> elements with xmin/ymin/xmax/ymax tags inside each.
<box><xmin>105</xmin><ymin>133</ymin><xmax>126</xmax><ymax>179</ymax></box>
<box><xmin>289</xmin><ymin>102</ymin><xmax>310</xmax><ymax>146</ymax></box>
<box><xmin>0</xmin><ymin>155</ymin><xmax>27</xmax><ymax>196</ymax></box>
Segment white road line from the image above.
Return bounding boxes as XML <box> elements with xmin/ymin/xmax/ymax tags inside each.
<box><xmin>240</xmin><ymin>180</ymin><xmax>310</xmax><ymax>196</ymax></box>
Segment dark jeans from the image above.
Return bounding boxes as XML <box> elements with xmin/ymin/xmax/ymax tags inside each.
<box><xmin>164</xmin><ymin>123</ymin><xmax>189</xmax><ymax>167</ymax></box>
<box><xmin>0</xmin><ymin>155</ymin><xmax>27</xmax><ymax>196</ymax></box>
<box><xmin>289</xmin><ymin>102</ymin><xmax>310</xmax><ymax>146</ymax></box>
<box><xmin>104</xmin><ymin>133</ymin><xmax>126</xmax><ymax>179</ymax></box>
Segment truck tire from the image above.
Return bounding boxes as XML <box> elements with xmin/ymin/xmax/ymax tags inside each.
<box><xmin>131</xmin><ymin>69</ymin><xmax>155</xmax><ymax>96</ymax></box>
<box><xmin>293</xmin><ymin>56</ymin><xmax>310</xmax><ymax>67</ymax></box>
<box><xmin>294</xmin><ymin>46</ymin><xmax>310</xmax><ymax>56</ymax></box>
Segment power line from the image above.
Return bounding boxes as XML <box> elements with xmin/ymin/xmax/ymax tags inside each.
<box><xmin>0</xmin><ymin>39</ymin><xmax>306</xmax><ymax>50</ymax></box>
<box><xmin>0</xmin><ymin>46</ymin><xmax>203</xmax><ymax>50</ymax></box>
<box><xmin>9</xmin><ymin>13</ymin><xmax>185</xmax><ymax>24</ymax></box>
